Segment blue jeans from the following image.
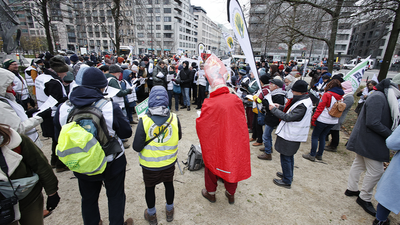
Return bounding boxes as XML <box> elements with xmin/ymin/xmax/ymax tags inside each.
<box><xmin>182</xmin><ymin>87</ymin><xmax>190</xmax><ymax>107</ymax></box>
<box><xmin>174</xmin><ymin>93</ymin><xmax>180</xmax><ymax>110</ymax></box>
<box><xmin>78</xmin><ymin>167</ymin><xmax>126</xmax><ymax>225</ymax></box>
<box><xmin>262</xmin><ymin>125</ymin><xmax>274</xmax><ymax>154</ymax></box>
<box><xmin>167</xmin><ymin>90</ymin><xmax>173</xmax><ymax>109</ymax></box>
<box><xmin>280</xmin><ymin>154</ymin><xmax>294</xmax><ymax>185</ymax></box>
<box><xmin>310</xmin><ymin>121</ymin><xmax>334</xmax><ymax>157</ymax></box>
<box><xmin>376</xmin><ymin>203</ymin><xmax>391</xmax><ymax>222</ymax></box>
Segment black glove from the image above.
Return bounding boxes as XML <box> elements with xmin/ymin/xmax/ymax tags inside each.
<box><xmin>262</xmin><ymin>99</ymin><xmax>269</xmax><ymax>108</ymax></box>
<box><xmin>46</xmin><ymin>192</ymin><xmax>60</xmax><ymax>211</ymax></box>
<box><xmin>242</xmin><ymin>82</ymin><xmax>249</xmax><ymax>88</ymax></box>
<box><xmin>37</xmin><ymin>108</ymin><xmax>52</xmax><ymax>119</ymax></box>
<box><xmin>26</xmin><ymin>108</ymin><xmax>39</xmax><ymax>118</ymax></box>
<box><xmin>126</xmin><ymin>88</ymin><xmax>133</xmax><ymax>94</ymax></box>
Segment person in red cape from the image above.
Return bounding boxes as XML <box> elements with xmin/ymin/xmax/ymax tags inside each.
<box><xmin>196</xmin><ymin>55</ymin><xmax>251</xmax><ymax>205</ymax></box>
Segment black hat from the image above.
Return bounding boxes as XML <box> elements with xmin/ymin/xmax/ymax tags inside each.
<box><xmin>270</xmin><ymin>79</ymin><xmax>284</xmax><ymax>88</ymax></box>
<box><xmin>70</xmin><ymin>54</ymin><xmax>79</xmax><ymax>62</ymax></box>
<box><xmin>142</xmin><ymin>56</ymin><xmax>149</xmax><ymax>62</ymax></box>
<box><xmin>285</xmin><ymin>67</ymin><xmax>292</xmax><ymax>73</ymax></box>
<box><xmin>99</xmin><ymin>65</ymin><xmax>109</xmax><ymax>72</ymax></box>
<box><xmin>82</xmin><ymin>67</ymin><xmax>108</xmax><ymax>88</ymax></box>
<box><xmin>259</xmin><ymin>74</ymin><xmax>270</xmax><ymax>84</ymax></box>
<box><xmin>291</xmin><ymin>80</ymin><xmax>308</xmax><ymax>93</ymax></box>
<box><xmin>50</xmin><ymin>57</ymin><xmax>69</xmax><ymax>73</ymax></box>
<box><xmin>109</xmin><ymin>64</ymin><xmax>122</xmax><ymax>73</ymax></box>
<box><xmin>331</xmin><ymin>74</ymin><xmax>344</xmax><ymax>82</ymax></box>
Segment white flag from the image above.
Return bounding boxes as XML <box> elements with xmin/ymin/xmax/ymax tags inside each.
<box><xmin>228</xmin><ymin>0</ymin><xmax>261</xmax><ymax>91</ymax></box>
<box><xmin>343</xmin><ymin>56</ymin><xmax>371</xmax><ymax>91</ymax></box>
<box><xmin>223</xmin><ymin>32</ymin><xmax>235</xmax><ymax>52</ymax></box>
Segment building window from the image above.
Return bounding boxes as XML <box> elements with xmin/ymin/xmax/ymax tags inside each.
<box><xmin>138</xmin><ymin>33</ymin><xmax>144</xmax><ymax>38</ymax></box>
<box><xmin>156</xmin><ymin>16</ymin><xmax>160</xmax><ymax>22</ymax></box>
<box><xmin>164</xmin><ymin>0</ymin><xmax>169</xmax><ymax>3</ymax></box>
<box><xmin>156</xmin><ymin>25</ymin><xmax>161</xmax><ymax>30</ymax></box>
<box><xmin>156</xmin><ymin>33</ymin><xmax>161</xmax><ymax>38</ymax></box>
<box><xmin>164</xmin><ymin>33</ymin><xmax>172</xmax><ymax>38</ymax></box>
<box><xmin>147</xmin><ymin>33</ymin><xmax>152</xmax><ymax>38</ymax></box>
<box><xmin>164</xmin><ymin>8</ymin><xmax>171</xmax><ymax>13</ymax></box>
<box><xmin>164</xmin><ymin>16</ymin><xmax>171</xmax><ymax>22</ymax></box>
<box><xmin>164</xmin><ymin>25</ymin><xmax>171</xmax><ymax>30</ymax></box>
<box><xmin>148</xmin><ymin>8</ymin><xmax>153</xmax><ymax>13</ymax></box>
<box><xmin>155</xmin><ymin>8</ymin><xmax>160</xmax><ymax>13</ymax></box>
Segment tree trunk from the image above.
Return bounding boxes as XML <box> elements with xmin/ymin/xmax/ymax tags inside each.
<box><xmin>41</xmin><ymin>0</ymin><xmax>54</xmax><ymax>55</ymax></box>
<box><xmin>286</xmin><ymin>43</ymin><xmax>293</xmax><ymax>64</ymax></box>
<box><xmin>378</xmin><ymin>4</ymin><xmax>400</xmax><ymax>81</ymax></box>
<box><xmin>326</xmin><ymin>0</ymin><xmax>343</xmax><ymax>73</ymax></box>
<box><xmin>112</xmin><ymin>0</ymin><xmax>121</xmax><ymax>56</ymax></box>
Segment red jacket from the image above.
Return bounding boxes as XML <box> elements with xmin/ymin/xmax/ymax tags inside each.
<box><xmin>312</xmin><ymin>90</ymin><xmax>343</xmax><ymax>125</ymax></box>
<box><xmin>196</xmin><ymin>86</ymin><xmax>251</xmax><ymax>183</ymax></box>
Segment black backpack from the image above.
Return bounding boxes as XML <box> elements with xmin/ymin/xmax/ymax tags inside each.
<box><xmin>185</xmin><ymin>145</ymin><xmax>204</xmax><ymax>171</ymax></box>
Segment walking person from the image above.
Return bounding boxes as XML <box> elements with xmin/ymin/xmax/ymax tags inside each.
<box><xmin>345</xmin><ymin>77</ymin><xmax>400</xmax><ymax>217</ymax></box>
<box><xmin>178</xmin><ymin>61</ymin><xmax>192</xmax><ymax>111</ymax></box>
<box><xmin>132</xmin><ymin>86</ymin><xmax>182</xmax><ymax>225</ymax></box>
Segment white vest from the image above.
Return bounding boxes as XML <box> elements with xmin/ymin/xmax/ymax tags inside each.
<box><xmin>35</xmin><ymin>74</ymin><xmax>67</xmax><ymax>116</ymax></box>
<box><xmin>317</xmin><ymin>94</ymin><xmax>340</xmax><ymax>125</ymax></box>
<box><xmin>13</xmin><ymin>75</ymin><xmax>30</xmax><ymax>101</ymax></box>
<box><xmin>107</xmin><ymin>77</ymin><xmax>125</xmax><ymax>109</ymax></box>
<box><xmin>121</xmin><ymin>79</ymin><xmax>137</xmax><ymax>103</ymax></box>
<box><xmin>275</xmin><ymin>97</ymin><xmax>313</xmax><ymax>142</ymax></box>
<box><xmin>58</xmin><ymin>100</ymin><xmax>124</xmax><ymax>161</ymax></box>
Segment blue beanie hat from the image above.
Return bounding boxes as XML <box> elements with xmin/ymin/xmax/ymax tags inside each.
<box><xmin>148</xmin><ymin>86</ymin><xmax>168</xmax><ymax>108</ymax></box>
<box><xmin>239</xmin><ymin>69</ymin><xmax>246</xmax><ymax>75</ymax></box>
<box><xmin>70</xmin><ymin>54</ymin><xmax>79</xmax><ymax>62</ymax></box>
<box><xmin>82</xmin><ymin>67</ymin><xmax>108</xmax><ymax>88</ymax></box>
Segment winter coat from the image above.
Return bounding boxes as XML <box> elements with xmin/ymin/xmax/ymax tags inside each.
<box><xmin>0</xmin><ymin>128</ymin><xmax>58</xmax><ymax>212</ymax></box>
<box><xmin>264</xmin><ymin>88</ymin><xmax>286</xmax><ymax>127</ymax></box>
<box><xmin>270</xmin><ymin>94</ymin><xmax>310</xmax><ymax>156</ymax></box>
<box><xmin>54</xmin><ymin>85</ymin><xmax>132</xmax><ymax>181</ymax></box>
<box><xmin>331</xmin><ymin>93</ymin><xmax>354</xmax><ymax>131</ymax></box>
<box><xmin>311</xmin><ymin>87</ymin><xmax>344</xmax><ymax>125</ymax></box>
<box><xmin>346</xmin><ymin>91</ymin><xmax>392</xmax><ymax>162</ymax></box>
<box><xmin>179</xmin><ymin>61</ymin><xmax>192</xmax><ymax>88</ymax></box>
<box><xmin>196</xmin><ymin>86</ymin><xmax>251</xmax><ymax>183</ymax></box>
<box><xmin>375</xmin><ymin>125</ymin><xmax>400</xmax><ymax>214</ymax></box>
<box><xmin>152</xmin><ymin>64</ymin><xmax>168</xmax><ymax>88</ymax></box>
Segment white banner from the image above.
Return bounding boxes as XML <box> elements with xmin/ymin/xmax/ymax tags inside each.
<box><xmin>223</xmin><ymin>32</ymin><xmax>235</xmax><ymax>52</ymax></box>
<box><xmin>228</xmin><ymin>0</ymin><xmax>261</xmax><ymax>91</ymax></box>
<box><xmin>198</xmin><ymin>43</ymin><xmax>205</xmax><ymax>60</ymax></box>
<box><xmin>343</xmin><ymin>56</ymin><xmax>371</xmax><ymax>91</ymax></box>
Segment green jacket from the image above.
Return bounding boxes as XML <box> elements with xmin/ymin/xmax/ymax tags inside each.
<box><xmin>7</xmin><ymin>134</ymin><xmax>58</xmax><ymax>211</ymax></box>
<box><xmin>105</xmin><ymin>73</ymin><xmax>130</xmax><ymax>97</ymax></box>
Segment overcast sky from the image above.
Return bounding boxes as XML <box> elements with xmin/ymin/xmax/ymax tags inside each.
<box><xmin>190</xmin><ymin>0</ymin><xmax>249</xmax><ymax>30</ymax></box>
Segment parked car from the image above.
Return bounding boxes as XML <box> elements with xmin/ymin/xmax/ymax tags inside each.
<box><xmin>333</xmin><ymin>62</ymin><xmax>341</xmax><ymax>71</ymax></box>
<box><xmin>66</xmin><ymin>50</ymin><xmax>75</xmax><ymax>55</ymax></box>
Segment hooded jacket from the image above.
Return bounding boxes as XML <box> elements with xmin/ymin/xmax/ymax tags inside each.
<box><xmin>178</xmin><ymin>61</ymin><xmax>192</xmax><ymax>88</ymax></box>
<box><xmin>54</xmin><ymin>85</ymin><xmax>132</xmax><ymax>180</ymax></box>
<box><xmin>0</xmin><ymin>68</ymin><xmax>43</xmax><ymax>144</ymax></box>
<box><xmin>152</xmin><ymin>64</ymin><xmax>168</xmax><ymax>88</ymax></box>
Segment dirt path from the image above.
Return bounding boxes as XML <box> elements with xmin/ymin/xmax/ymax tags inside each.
<box><xmin>42</xmin><ymin>106</ymin><xmax>400</xmax><ymax>225</ymax></box>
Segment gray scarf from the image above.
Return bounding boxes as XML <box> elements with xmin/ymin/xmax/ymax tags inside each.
<box><xmin>385</xmin><ymin>83</ymin><xmax>400</xmax><ymax>130</ymax></box>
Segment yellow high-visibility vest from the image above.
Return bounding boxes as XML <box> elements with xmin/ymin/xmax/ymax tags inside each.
<box><xmin>139</xmin><ymin>113</ymin><xmax>179</xmax><ymax>168</ymax></box>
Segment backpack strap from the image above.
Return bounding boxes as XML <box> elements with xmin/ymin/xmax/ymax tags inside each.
<box><xmin>93</xmin><ymin>98</ymin><xmax>109</xmax><ymax>110</ymax></box>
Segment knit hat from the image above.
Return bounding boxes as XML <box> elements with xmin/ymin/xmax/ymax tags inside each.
<box><xmin>70</xmin><ymin>54</ymin><xmax>79</xmax><ymax>62</ymax></box>
<box><xmin>82</xmin><ymin>67</ymin><xmax>108</xmax><ymax>88</ymax></box>
<box><xmin>291</xmin><ymin>80</ymin><xmax>308</xmax><ymax>93</ymax></box>
<box><xmin>316</xmin><ymin>67</ymin><xmax>322</xmax><ymax>70</ymax></box>
<box><xmin>285</xmin><ymin>67</ymin><xmax>292</xmax><ymax>73</ymax></box>
<box><xmin>117</xmin><ymin>57</ymin><xmax>124</xmax><ymax>64</ymax></box>
<box><xmin>342</xmin><ymin>81</ymin><xmax>353</xmax><ymax>94</ymax></box>
<box><xmin>239</xmin><ymin>69</ymin><xmax>246</xmax><ymax>75</ymax></box>
<box><xmin>142</xmin><ymin>56</ymin><xmax>149</xmax><ymax>62</ymax></box>
<box><xmin>278</xmin><ymin>65</ymin><xmax>284</xmax><ymax>70</ymax></box>
<box><xmin>109</xmin><ymin>64</ymin><xmax>122</xmax><ymax>73</ymax></box>
<box><xmin>98</xmin><ymin>65</ymin><xmax>109</xmax><ymax>72</ymax></box>
<box><xmin>0</xmin><ymin>68</ymin><xmax>16</xmax><ymax>96</ymax></box>
<box><xmin>75</xmin><ymin>65</ymin><xmax>90</xmax><ymax>85</ymax></box>
<box><xmin>105</xmin><ymin>55</ymin><xmax>111</xmax><ymax>59</ymax></box>
<box><xmin>45</xmin><ymin>52</ymin><xmax>53</xmax><ymax>60</ymax></box>
<box><xmin>331</xmin><ymin>74</ymin><xmax>344</xmax><ymax>83</ymax></box>
<box><xmin>392</xmin><ymin>73</ymin><xmax>400</xmax><ymax>85</ymax></box>
<box><xmin>322</xmin><ymin>67</ymin><xmax>328</xmax><ymax>71</ymax></box>
<box><xmin>259</xmin><ymin>74</ymin><xmax>270</xmax><ymax>84</ymax></box>
<box><xmin>131</xmin><ymin>65</ymin><xmax>138</xmax><ymax>73</ymax></box>
<box><xmin>2</xmin><ymin>59</ymin><xmax>16</xmax><ymax>69</ymax></box>
<box><xmin>50</xmin><ymin>57</ymin><xmax>69</xmax><ymax>73</ymax></box>
<box><xmin>121</xmin><ymin>64</ymin><xmax>128</xmax><ymax>69</ymax></box>
<box><xmin>270</xmin><ymin>79</ymin><xmax>284</xmax><ymax>88</ymax></box>
<box><xmin>63</xmin><ymin>71</ymin><xmax>74</xmax><ymax>83</ymax></box>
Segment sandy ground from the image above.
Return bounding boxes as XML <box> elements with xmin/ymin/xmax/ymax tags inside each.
<box><xmin>40</xmin><ymin>103</ymin><xmax>400</xmax><ymax>225</ymax></box>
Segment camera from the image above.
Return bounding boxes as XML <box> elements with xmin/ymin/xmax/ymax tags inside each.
<box><xmin>0</xmin><ymin>196</ymin><xmax>18</xmax><ymax>224</ymax></box>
